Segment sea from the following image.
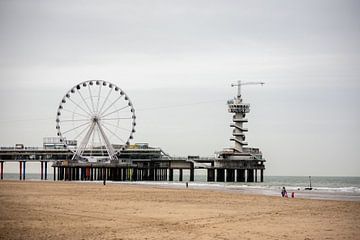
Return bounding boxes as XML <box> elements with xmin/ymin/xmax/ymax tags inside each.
<box><xmin>2</xmin><ymin>173</ymin><xmax>360</xmax><ymax>201</ymax></box>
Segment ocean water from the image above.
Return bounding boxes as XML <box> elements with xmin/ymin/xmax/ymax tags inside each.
<box><xmin>2</xmin><ymin>173</ymin><xmax>360</xmax><ymax>201</ymax></box>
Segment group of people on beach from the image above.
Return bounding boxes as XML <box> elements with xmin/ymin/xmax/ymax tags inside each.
<box><xmin>281</xmin><ymin>187</ymin><xmax>295</xmax><ymax>198</ymax></box>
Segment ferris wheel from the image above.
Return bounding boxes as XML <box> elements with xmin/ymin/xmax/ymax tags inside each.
<box><xmin>56</xmin><ymin>80</ymin><xmax>136</xmax><ymax>161</ymax></box>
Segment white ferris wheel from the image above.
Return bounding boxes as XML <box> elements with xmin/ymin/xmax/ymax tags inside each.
<box><xmin>56</xmin><ymin>80</ymin><xmax>136</xmax><ymax>161</ymax></box>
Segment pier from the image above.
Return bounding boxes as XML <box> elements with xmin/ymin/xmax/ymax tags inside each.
<box><xmin>0</xmin><ymin>80</ymin><xmax>266</xmax><ymax>183</ymax></box>
<box><xmin>0</xmin><ymin>145</ymin><xmax>264</xmax><ymax>182</ymax></box>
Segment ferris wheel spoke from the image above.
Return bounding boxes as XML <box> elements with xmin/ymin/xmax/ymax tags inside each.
<box><xmin>62</xmin><ymin>121</ymin><xmax>91</xmax><ymax>135</ymax></box>
<box><xmin>60</xmin><ymin>119</ymin><xmax>90</xmax><ymax>122</ymax></box>
<box><xmin>100</xmin><ymin>122</ymin><xmax>126</xmax><ymax>144</ymax></box>
<box><xmin>61</xmin><ymin>108</ymin><xmax>89</xmax><ymax>119</ymax></box>
<box><xmin>90</xmin><ymin>125</ymin><xmax>96</xmax><ymax>156</ymax></box>
<box><xmin>101</xmin><ymin>105</ymin><xmax>129</xmax><ymax>118</ymax></box>
<box><xmin>68</xmin><ymin>97</ymin><xmax>93</xmax><ymax>118</ymax></box>
<box><xmin>101</xmin><ymin>121</ymin><xmax>132</xmax><ymax>133</ymax></box>
<box><xmin>78</xmin><ymin>90</ymin><xmax>95</xmax><ymax>115</ymax></box>
<box><xmin>98</xmin><ymin>87</ymin><xmax>113</xmax><ymax>116</ymax></box>
<box><xmin>88</xmin><ymin>84</ymin><xmax>96</xmax><ymax>114</ymax></box>
<box><xmin>72</xmin><ymin>122</ymin><xmax>92</xmax><ymax>142</ymax></box>
<box><xmin>96</xmin><ymin>84</ymin><xmax>102</xmax><ymax>113</ymax></box>
<box><xmin>100</xmin><ymin>95</ymin><xmax>123</xmax><ymax>117</ymax></box>
<box><xmin>101</xmin><ymin>117</ymin><xmax>132</xmax><ymax>121</ymax></box>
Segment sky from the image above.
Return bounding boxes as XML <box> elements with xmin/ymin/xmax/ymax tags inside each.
<box><xmin>0</xmin><ymin>0</ymin><xmax>359</xmax><ymax>176</ymax></box>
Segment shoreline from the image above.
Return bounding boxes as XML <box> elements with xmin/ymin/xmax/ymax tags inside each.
<box><xmin>3</xmin><ymin>178</ymin><xmax>360</xmax><ymax>202</ymax></box>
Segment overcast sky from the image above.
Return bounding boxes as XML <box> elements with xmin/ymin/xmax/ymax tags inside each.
<box><xmin>0</xmin><ymin>0</ymin><xmax>359</xmax><ymax>176</ymax></box>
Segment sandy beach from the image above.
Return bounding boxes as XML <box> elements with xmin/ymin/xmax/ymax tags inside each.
<box><xmin>0</xmin><ymin>181</ymin><xmax>359</xmax><ymax>240</ymax></box>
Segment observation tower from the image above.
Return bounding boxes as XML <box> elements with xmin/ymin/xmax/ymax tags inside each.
<box><xmin>219</xmin><ymin>80</ymin><xmax>264</xmax><ymax>160</ymax></box>
<box><xmin>214</xmin><ymin>80</ymin><xmax>266</xmax><ymax>182</ymax></box>
<box><xmin>228</xmin><ymin>80</ymin><xmax>263</xmax><ymax>153</ymax></box>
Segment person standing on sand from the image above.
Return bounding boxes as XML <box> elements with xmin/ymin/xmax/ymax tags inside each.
<box><xmin>281</xmin><ymin>187</ymin><xmax>287</xmax><ymax>197</ymax></box>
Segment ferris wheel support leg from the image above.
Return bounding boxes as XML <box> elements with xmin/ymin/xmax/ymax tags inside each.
<box><xmin>97</xmin><ymin>122</ymin><xmax>116</xmax><ymax>160</ymax></box>
<box><xmin>74</xmin><ymin>121</ymin><xmax>96</xmax><ymax>160</ymax></box>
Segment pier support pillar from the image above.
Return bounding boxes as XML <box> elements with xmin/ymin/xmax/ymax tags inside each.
<box><xmin>0</xmin><ymin>161</ymin><xmax>3</xmax><ymax>180</ymax></box>
<box><xmin>207</xmin><ymin>169</ymin><xmax>215</xmax><ymax>182</ymax></box>
<box><xmin>120</xmin><ymin>168</ymin><xmax>123</xmax><ymax>181</ymax></box>
<box><xmin>67</xmin><ymin>167</ymin><xmax>71</xmax><ymax>181</ymax></box>
<box><xmin>169</xmin><ymin>169</ymin><xmax>173</xmax><ymax>181</ymax></box>
<box><xmin>61</xmin><ymin>167</ymin><xmax>63</xmax><ymax>181</ymax></box>
<box><xmin>247</xmin><ymin>169</ymin><xmax>254</xmax><ymax>182</ymax></box>
<box><xmin>132</xmin><ymin>168</ymin><xmax>138</xmax><ymax>181</ymax></box>
<box><xmin>260</xmin><ymin>169</ymin><xmax>264</xmax><ymax>182</ymax></box>
<box><xmin>236</xmin><ymin>169</ymin><xmax>245</xmax><ymax>182</ymax></box>
<box><xmin>53</xmin><ymin>167</ymin><xmax>56</xmax><ymax>181</ymax></box>
<box><xmin>142</xmin><ymin>169</ymin><xmax>147</xmax><ymax>181</ymax></box>
<box><xmin>190</xmin><ymin>166</ymin><xmax>194</xmax><ymax>182</ymax></box>
<box><xmin>149</xmin><ymin>168</ymin><xmax>154</xmax><ymax>181</ymax></box>
<box><xmin>139</xmin><ymin>169</ymin><xmax>143</xmax><ymax>181</ymax></box>
<box><xmin>154</xmin><ymin>168</ymin><xmax>158</xmax><ymax>181</ymax></box>
<box><xmin>41</xmin><ymin>161</ymin><xmax>44</xmax><ymax>180</ymax></box>
<box><xmin>44</xmin><ymin>161</ymin><xmax>48</xmax><ymax>180</ymax></box>
<box><xmin>255</xmin><ymin>169</ymin><xmax>258</xmax><ymax>182</ymax></box>
<box><xmin>216</xmin><ymin>169</ymin><xmax>225</xmax><ymax>182</ymax></box>
<box><xmin>226</xmin><ymin>169</ymin><xmax>235</xmax><ymax>182</ymax></box>
<box><xmin>76</xmin><ymin>167</ymin><xmax>80</xmax><ymax>180</ymax></box>
<box><xmin>70</xmin><ymin>167</ymin><xmax>73</xmax><ymax>181</ymax></box>
<box><xmin>22</xmin><ymin>161</ymin><xmax>26</xmax><ymax>180</ymax></box>
<box><xmin>72</xmin><ymin>167</ymin><xmax>76</xmax><ymax>181</ymax></box>
<box><xmin>179</xmin><ymin>169</ymin><xmax>183</xmax><ymax>182</ymax></box>
<box><xmin>19</xmin><ymin>161</ymin><xmax>22</xmax><ymax>180</ymax></box>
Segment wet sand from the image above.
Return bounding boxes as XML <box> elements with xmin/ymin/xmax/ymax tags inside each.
<box><xmin>0</xmin><ymin>181</ymin><xmax>359</xmax><ymax>240</ymax></box>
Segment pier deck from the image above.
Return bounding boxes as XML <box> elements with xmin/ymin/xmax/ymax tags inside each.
<box><xmin>0</xmin><ymin>147</ymin><xmax>264</xmax><ymax>182</ymax></box>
